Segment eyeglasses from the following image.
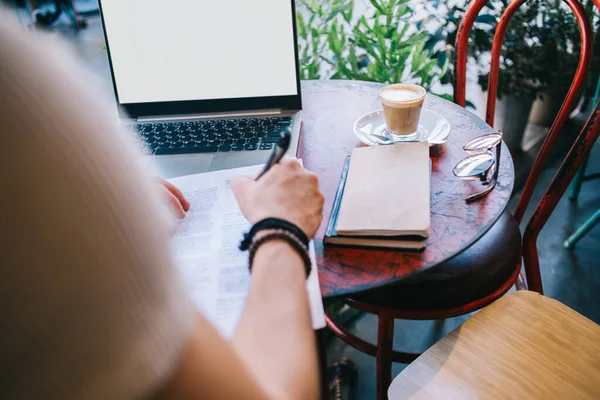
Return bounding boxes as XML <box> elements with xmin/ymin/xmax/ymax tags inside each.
<box><xmin>453</xmin><ymin>131</ymin><xmax>503</xmax><ymax>202</ymax></box>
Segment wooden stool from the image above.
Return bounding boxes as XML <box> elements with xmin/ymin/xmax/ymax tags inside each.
<box><xmin>388</xmin><ymin>291</ymin><xmax>600</xmax><ymax>400</ymax></box>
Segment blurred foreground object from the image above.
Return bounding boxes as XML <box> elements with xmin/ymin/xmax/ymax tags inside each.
<box><xmin>389</xmin><ymin>291</ymin><xmax>600</xmax><ymax>400</ymax></box>
<box><xmin>11</xmin><ymin>0</ymin><xmax>99</xmax><ymax>29</ymax></box>
<box><xmin>327</xmin><ymin>358</ymin><xmax>356</xmax><ymax>400</ymax></box>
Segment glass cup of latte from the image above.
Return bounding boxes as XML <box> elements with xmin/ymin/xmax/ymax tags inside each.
<box><xmin>379</xmin><ymin>83</ymin><xmax>426</xmax><ymax>141</ymax></box>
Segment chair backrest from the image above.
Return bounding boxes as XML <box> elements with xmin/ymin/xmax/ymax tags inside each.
<box><xmin>523</xmin><ymin>97</ymin><xmax>599</xmax><ymax>292</ymax></box>
<box><xmin>454</xmin><ymin>0</ymin><xmax>599</xmax><ymax>293</ymax></box>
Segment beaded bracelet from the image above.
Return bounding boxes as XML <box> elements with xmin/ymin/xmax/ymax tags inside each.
<box><xmin>239</xmin><ymin>218</ymin><xmax>309</xmax><ymax>251</ymax></box>
<box><xmin>248</xmin><ymin>229</ymin><xmax>312</xmax><ymax>279</ymax></box>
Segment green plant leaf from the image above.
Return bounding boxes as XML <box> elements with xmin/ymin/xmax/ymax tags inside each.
<box><xmin>327</xmin><ymin>22</ymin><xmax>340</xmax><ymax>55</ymax></box>
<box><xmin>297</xmin><ymin>12</ymin><xmax>306</xmax><ymax>39</ymax></box>
<box><xmin>439</xmin><ymin>51</ymin><xmax>450</xmax><ymax>78</ymax></box>
<box><xmin>436</xmin><ymin>50</ymin><xmax>447</xmax><ymax>69</ymax></box>
<box><xmin>392</xmin><ymin>47</ymin><xmax>411</xmax><ymax>83</ymax></box>
<box><xmin>475</xmin><ymin>14</ymin><xmax>497</xmax><ymax>24</ymax></box>
<box><xmin>348</xmin><ymin>43</ymin><xmax>359</xmax><ymax>74</ymax></box>
<box><xmin>473</xmin><ymin>28</ymin><xmax>491</xmax><ymax>49</ymax></box>
<box><xmin>390</xmin><ymin>36</ymin><xmax>398</xmax><ymax>57</ymax></box>
<box><xmin>376</xmin><ymin>34</ymin><xmax>387</xmax><ymax>64</ymax></box>
<box><xmin>376</xmin><ymin>62</ymin><xmax>390</xmax><ymax>82</ymax></box>
<box><xmin>353</xmin><ymin>73</ymin><xmax>378</xmax><ymax>82</ymax></box>
<box><xmin>357</xmin><ymin>15</ymin><xmax>369</xmax><ymax>30</ymax></box>
<box><xmin>411</xmin><ymin>41</ymin><xmax>426</xmax><ymax>71</ymax></box>
<box><xmin>369</xmin><ymin>0</ymin><xmax>386</xmax><ymax>15</ymax></box>
<box><xmin>397</xmin><ymin>23</ymin><xmax>410</xmax><ymax>41</ymax></box>
<box><xmin>343</xmin><ymin>0</ymin><xmax>354</xmax><ymax>23</ymax></box>
<box><xmin>319</xmin><ymin>55</ymin><xmax>336</xmax><ymax>65</ymax></box>
<box><xmin>302</xmin><ymin>0</ymin><xmax>317</xmax><ymax>14</ymax></box>
<box><xmin>307</xmin><ymin>61</ymin><xmax>320</xmax><ymax>80</ymax></box>
<box><xmin>392</xmin><ymin>59</ymin><xmax>405</xmax><ymax>83</ymax></box>
<box><xmin>338</xmin><ymin>63</ymin><xmax>353</xmax><ymax>78</ymax></box>
<box><xmin>400</xmin><ymin>30</ymin><xmax>428</xmax><ymax>47</ymax></box>
<box><xmin>434</xmin><ymin>93</ymin><xmax>453</xmax><ymax>101</ymax></box>
<box><xmin>310</xmin><ymin>0</ymin><xmax>318</xmax><ymax>13</ymax></box>
<box><xmin>395</xmin><ymin>4</ymin><xmax>411</xmax><ymax>19</ymax></box>
<box><xmin>422</xmin><ymin>59</ymin><xmax>438</xmax><ymax>78</ymax></box>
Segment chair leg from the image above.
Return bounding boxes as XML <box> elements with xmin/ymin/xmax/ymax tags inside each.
<box><xmin>569</xmin><ymin>155</ymin><xmax>589</xmax><ymax>201</ymax></box>
<box><xmin>523</xmin><ymin>241</ymin><xmax>544</xmax><ymax>294</ymax></box>
<box><xmin>376</xmin><ymin>313</ymin><xmax>394</xmax><ymax>400</ymax></box>
<box><xmin>564</xmin><ymin>209</ymin><xmax>600</xmax><ymax>249</ymax></box>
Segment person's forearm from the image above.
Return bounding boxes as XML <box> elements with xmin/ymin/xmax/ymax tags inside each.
<box><xmin>231</xmin><ymin>240</ymin><xmax>319</xmax><ymax>400</ymax></box>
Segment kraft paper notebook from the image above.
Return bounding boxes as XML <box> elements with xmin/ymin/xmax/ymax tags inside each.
<box><xmin>325</xmin><ymin>142</ymin><xmax>430</xmax><ymax>250</ymax></box>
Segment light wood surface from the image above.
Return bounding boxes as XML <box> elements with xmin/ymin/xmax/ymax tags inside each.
<box><xmin>388</xmin><ymin>291</ymin><xmax>600</xmax><ymax>400</ymax></box>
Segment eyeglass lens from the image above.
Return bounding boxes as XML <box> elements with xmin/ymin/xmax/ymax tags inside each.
<box><xmin>453</xmin><ymin>131</ymin><xmax>503</xmax><ymax>202</ymax></box>
<box><xmin>453</xmin><ymin>151</ymin><xmax>495</xmax><ymax>180</ymax></box>
<box><xmin>463</xmin><ymin>132</ymin><xmax>503</xmax><ymax>153</ymax></box>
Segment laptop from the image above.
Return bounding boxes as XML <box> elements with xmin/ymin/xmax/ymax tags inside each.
<box><xmin>98</xmin><ymin>0</ymin><xmax>302</xmax><ymax>178</ymax></box>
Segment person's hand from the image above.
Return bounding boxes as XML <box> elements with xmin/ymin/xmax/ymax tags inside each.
<box><xmin>231</xmin><ymin>158</ymin><xmax>325</xmax><ymax>239</ymax></box>
<box><xmin>156</xmin><ymin>178</ymin><xmax>190</xmax><ymax>219</ymax></box>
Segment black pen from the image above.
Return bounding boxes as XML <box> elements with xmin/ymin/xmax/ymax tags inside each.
<box><xmin>256</xmin><ymin>128</ymin><xmax>291</xmax><ymax>180</ymax></box>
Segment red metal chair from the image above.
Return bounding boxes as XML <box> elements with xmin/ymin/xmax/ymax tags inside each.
<box><xmin>325</xmin><ymin>0</ymin><xmax>597</xmax><ymax>398</ymax></box>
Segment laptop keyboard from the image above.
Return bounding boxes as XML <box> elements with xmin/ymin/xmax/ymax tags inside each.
<box><xmin>129</xmin><ymin>116</ymin><xmax>292</xmax><ymax>155</ymax></box>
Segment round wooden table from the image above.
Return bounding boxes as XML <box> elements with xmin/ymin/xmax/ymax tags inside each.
<box><xmin>298</xmin><ymin>80</ymin><xmax>515</xmax><ymax>299</ymax></box>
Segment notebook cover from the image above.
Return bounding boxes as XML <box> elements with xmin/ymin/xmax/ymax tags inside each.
<box><xmin>324</xmin><ymin>156</ymin><xmax>351</xmax><ymax>240</ymax></box>
<box><xmin>335</xmin><ymin>143</ymin><xmax>430</xmax><ymax>237</ymax></box>
<box><xmin>324</xmin><ymin>156</ymin><xmax>425</xmax><ymax>251</ymax></box>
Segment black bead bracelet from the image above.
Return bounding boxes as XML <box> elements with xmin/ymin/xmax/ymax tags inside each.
<box><xmin>240</xmin><ymin>218</ymin><xmax>312</xmax><ymax>279</ymax></box>
<box><xmin>247</xmin><ymin>229</ymin><xmax>312</xmax><ymax>278</ymax></box>
<box><xmin>239</xmin><ymin>218</ymin><xmax>309</xmax><ymax>251</ymax></box>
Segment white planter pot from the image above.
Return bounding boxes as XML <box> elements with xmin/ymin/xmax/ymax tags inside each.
<box><xmin>474</xmin><ymin>91</ymin><xmax>534</xmax><ymax>153</ymax></box>
<box><xmin>529</xmin><ymin>87</ymin><xmax>570</xmax><ymax>126</ymax></box>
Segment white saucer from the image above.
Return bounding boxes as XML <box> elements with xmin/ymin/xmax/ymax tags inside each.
<box><xmin>354</xmin><ymin>109</ymin><xmax>451</xmax><ymax>147</ymax></box>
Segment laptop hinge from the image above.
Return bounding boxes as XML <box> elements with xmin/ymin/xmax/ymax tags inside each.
<box><xmin>137</xmin><ymin>109</ymin><xmax>284</xmax><ymax>123</ymax></box>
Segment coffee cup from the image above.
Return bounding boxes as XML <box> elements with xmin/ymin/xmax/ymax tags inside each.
<box><xmin>379</xmin><ymin>84</ymin><xmax>426</xmax><ymax>139</ymax></box>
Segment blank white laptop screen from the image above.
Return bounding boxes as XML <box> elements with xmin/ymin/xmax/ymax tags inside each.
<box><xmin>100</xmin><ymin>0</ymin><xmax>298</xmax><ymax>104</ymax></box>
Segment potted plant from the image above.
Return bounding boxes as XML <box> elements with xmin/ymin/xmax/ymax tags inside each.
<box><xmin>528</xmin><ymin>0</ymin><xmax>596</xmax><ymax>126</ymax></box>
<box><xmin>296</xmin><ymin>0</ymin><xmax>449</xmax><ymax>88</ymax></box>
<box><xmin>422</xmin><ymin>0</ymin><xmax>545</xmax><ymax>151</ymax></box>
<box><xmin>422</xmin><ymin>0</ymin><xmax>598</xmax><ymax>152</ymax></box>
